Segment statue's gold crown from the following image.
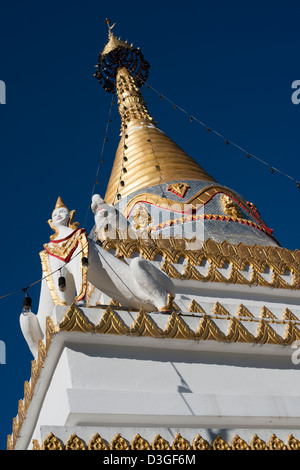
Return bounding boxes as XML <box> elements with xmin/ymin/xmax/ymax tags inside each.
<box><xmin>52</xmin><ymin>197</ymin><xmax>69</xmax><ymax>214</ymax></box>
<box><xmin>48</xmin><ymin>197</ymin><xmax>79</xmax><ymax>240</ymax></box>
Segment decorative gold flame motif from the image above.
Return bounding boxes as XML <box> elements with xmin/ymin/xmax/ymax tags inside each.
<box><xmin>221</xmin><ymin>194</ymin><xmax>242</xmax><ymax>219</ymax></box>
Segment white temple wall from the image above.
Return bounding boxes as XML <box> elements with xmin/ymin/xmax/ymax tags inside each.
<box><xmin>19</xmin><ymin>328</ymin><xmax>300</xmax><ymax>449</ymax></box>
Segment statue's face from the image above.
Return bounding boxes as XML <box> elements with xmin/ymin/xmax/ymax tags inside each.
<box><xmin>52</xmin><ymin>207</ymin><xmax>70</xmax><ymax>227</ymax></box>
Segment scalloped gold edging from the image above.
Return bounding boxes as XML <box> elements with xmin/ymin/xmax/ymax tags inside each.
<box><xmin>31</xmin><ymin>432</ymin><xmax>300</xmax><ymax>450</ymax></box>
<box><xmin>57</xmin><ymin>304</ymin><xmax>300</xmax><ymax>346</ymax></box>
<box><xmin>7</xmin><ymin>317</ymin><xmax>57</xmax><ymax>450</ymax></box>
<box><xmin>99</xmin><ymin>237</ymin><xmax>300</xmax><ymax>290</ymax></box>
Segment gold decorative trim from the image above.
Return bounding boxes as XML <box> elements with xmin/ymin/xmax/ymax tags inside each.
<box><xmin>40</xmin><ymin>231</ymin><xmax>89</xmax><ymax>305</ymax></box>
<box><xmin>130</xmin><ymin>434</ymin><xmax>150</xmax><ymax>450</ymax></box>
<box><xmin>99</xmin><ymin>238</ymin><xmax>300</xmax><ymax>290</ymax></box>
<box><xmin>32</xmin><ymin>432</ymin><xmax>300</xmax><ymax>450</ymax></box>
<box><xmin>41</xmin><ymin>432</ymin><xmax>63</xmax><ymax>450</ymax></box>
<box><xmin>172</xmin><ymin>433</ymin><xmax>190</xmax><ymax>450</ymax></box>
<box><xmin>65</xmin><ymin>434</ymin><xmax>86</xmax><ymax>450</ymax></box>
<box><xmin>109</xmin><ymin>433</ymin><xmax>129</xmax><ymax>451</ymax></box>
<box><xmin>188</xmin><ymin>299</ymin><xmax>205</xmax><ymax>313</ymax></box>
<box><xmin>55</xmin><ymin>303</ymin><xmax>300</xmax><ymax>344</ymax></box>
<box><xmin>88</xmin><ymin>433</ymin><xmax>107</xmax><ymax>450</ymax></box>
<box><xmin>7</xmin><ymin>318</ymin><xmax>57</xmax><ymax>450</ymax></box>
<box><xmin>151</xmin><ymin>434</ymin><xmax>170</xmax><ymax>450</ymax></box>
<box><xmin>149</xmin><ymin>212</ymin><xmax>271</xmax><ymax>239</ymax></box>
<box><xmin>39</xmin><ymin>251</ymin><xmax>68</xmax><ymax>306</ymax></box>
<box><xmin>123</xmin><ymin>185</ymin><xmax>266</xmax><ymax>227</ymax></box>
<box><xmin>167</xmin><ymin>182</ymin><xmax>190</xmax><ymax>198</ymax></box>
<box><xmin>221</xmin><ymin>194</ymin><xmax>242</xmax><ymax>219</ymax></box>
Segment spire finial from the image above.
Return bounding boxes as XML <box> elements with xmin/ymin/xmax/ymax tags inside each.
<box><xmin>105</xmin><ymin>18</ymin><xmax>116</xmax><ymax>38</ymax></box>
<box><xmin>94</xmin><ymin>21</ymin><xmax>150</xmax><ymax>93</ymax></box>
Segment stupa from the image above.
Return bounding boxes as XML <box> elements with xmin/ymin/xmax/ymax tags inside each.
<box><xmin>7</xmin><ymin>21</ymin><xmax>300</xmax><ymax>451</ymax></box>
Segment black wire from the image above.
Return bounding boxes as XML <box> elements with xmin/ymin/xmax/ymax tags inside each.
<box><xmin>0</xmin><ymin>242</ymin><xmax>90</xmax><ymax>301</ymax></box>
<box><xmin>141</xmin><ymin>79</ymin><xmax>300</xmax><ymax>188</ymax></box>
<box><xmin>84</xmin><ymin>95</ymin><xmax>114</xmax><ymax>227</ymax></box>
<box><xmin>0</xmin><ymin>96</ymin><xmax>115</xmax><ymax>303</ymax></box>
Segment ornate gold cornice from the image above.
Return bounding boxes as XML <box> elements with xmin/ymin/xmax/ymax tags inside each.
<box><xmin>32</xmin><ymin>431</ymin><xmax>299</xmax><ymax>450</ymax></box>
<box><xmin>99</xmin><ymin>237</ymin><xmax>300</xmax><ymax>290</ymax></box>
<box><xmin>55</xmin><ymin>304</ymin><xmax>300</xmax><ymax>344</ymax></box>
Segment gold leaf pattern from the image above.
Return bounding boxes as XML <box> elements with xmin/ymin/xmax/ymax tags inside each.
<box><xmin>32</xmin><ymin>439</ymin><xmax>40</xmax><ymax>450</ymax></box>
<box><xmin>164</xmin><ymin>312</ymin><xmax>195</xmax><ymax>339</ymax></box>
<box><xmin>211</xmin><ymin>435</ymin><xmax>230</xmax><ymax>450</ymax></box>
<box><xmin>42</xmin><ymin>432</ymin><xmax>63</xmax><ymax>450</ymax></box>
<box><xmin>59</xmin><ymin>303</ymin><xmax>94</xmax><ymax>332</ymax></box>
<box><xmin>268</xmin><ymin>434</ymin><xmax>286</xmax><ymax>450</ymax></box>
<box><xmin>287</xmin><ymin>434</ymin><xmax>300</xmax><ymax>450</ymax></box>
<box><xmin>130</xmin><ymin>309</ymin><xmax>163</xmax><ymax>337</ymax></box>
<box><xmin>283</xmin><ymin>308</ymin><xmax>299</xmax><ymax>322</ymax></box>
<box><xmin>212</xmin><ymin>302</ymin><xmax>231</xmax><ymax>317</ymax></box>
<box><xmin>188</xmin><ymin>300</ymin><xmax>205</xmax><ymax>313</ymax></box>
<box><xmin>172</xmin><ymin>433</ymin><xmax>190</xmax><ymax>450</ymax></box>
<box><xmin>65</xmin><ymin>434</ymin><xmax>86</xmax><ymax>450</ymax></box>
<box><xmin>192</xmin><ymin>434</ymin><xmax>211</xmax><ymax>450</ymax></box>
<box><xmin>96</xmin><ymin>307</ymin><xmax>130</xmax><ymax>335</ymax></box>
<box><xmin>151</xmin><ymin>434</ymin><xmax>170</xmax><ymax>450</ymax></box>
<box><xmin>231</xmin><ymin>435</ymin><xmax>250</xmax><ymax>450</ymax></box>
<box><xmin>99</xmin><ymin>237</ymin><xmax>300</xmax><ymax>290</ymax></box>
<box><xmin>250</xmin><ymin>434</ymin><xmax>268</xmax><ymax>450</ymax></box>
<box><xmin>109</xmin><ymin>434</ymin><xmax>129</xmax><ymax>450</ymax></box>
<box><xmin>130</xmin><ymin>434</ymin><xmax>150</xmax><ymax>450</ymax></box>
<box><xmin>87</xmin><ymin>433</ymin><xmax>108</xmax><ymax>450</ymax></box>
<box><xmin>237</xmin><ymin>304</ymin><xmax>254</xmax><ymax>319</ymax></box>
<box><xmin>30</xmin><ymin>432</ymin><xmax>300</xmax><ymax>451</ymax></box>
<box><xmin>260</xmin><ymin>306</ymin><xmax>277</xmax><ymax>321</ymax></box>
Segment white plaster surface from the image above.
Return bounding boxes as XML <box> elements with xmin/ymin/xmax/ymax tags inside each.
<box><xmin>13</xmin><ymin>319</ymin><xmax>300</xmax><ymax>449</ymax></box>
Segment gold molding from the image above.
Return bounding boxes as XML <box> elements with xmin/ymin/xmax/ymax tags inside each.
<box><xmin>99</xmin><ymin>237</ymin><xmax>300</xmax><ymax>290</ymax></box>
<box><xmin>32</xmin><ymin>432</ymin><xmax>300</xmax><ymax>450</ymax></box>
<box><xmin>40</xmin><ymin>231</ymin><xmax>89</xmax><ymax>305</ymax></box>
<box><xmin>123</xmin><ymin>185</ymin><xmax>267</xmax><ymax>228</ymax></box>
<box><xmin>65</xmin><ymin>434</ymin><xmax>86</xmax><ymax>450</ymax></box>
<box><xmin>7</xmin><ymin>318</ymin><xmax>57</xmax><ymax>450</ymax></box>
<box><xmin>39</xmin><ymin>251</ymin><xmax>68</xmax><ymax>306</ymax></box>
<box><xmin>54</xmin><ymin>304</ymin><xmax>300</xmax><ymax>346</ymax></box>
<box><xmin>87</xmin><ymin>433</ymin><xmax>107</xmax><ymax>450</ymax></box>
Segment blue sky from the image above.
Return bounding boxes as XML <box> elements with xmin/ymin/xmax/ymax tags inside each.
<box><xmin>0</xmin><ymin>0</ymin><xmax>300</xmax><ymax>449</ymax></box>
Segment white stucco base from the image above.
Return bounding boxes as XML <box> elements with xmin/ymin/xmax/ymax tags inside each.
<box><xmin>14</xmin><ymin>304</ymin><xmax>300</xmax><ymax>450</ymax></box>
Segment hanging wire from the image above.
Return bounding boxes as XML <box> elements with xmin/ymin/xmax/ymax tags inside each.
<box><xmin>0</xmin><ymin>97</ymin><xmax>116</xmax><ymax>304</ymax></box>
<box><xmin>84</xmin><ymin>95</ymin><xmax>115</xmax><ymax>227</ymax></box>
<box><xmin>142</xmin><ymin>80</ymin><xmax>300</xmax><ymax>189</ymax></box>
<box><xmin>0</xmin><ymin>242</ymin><xmax>90</xmax><ymax>302</ymax></box>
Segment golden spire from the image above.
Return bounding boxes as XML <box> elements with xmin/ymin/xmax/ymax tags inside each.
<box><xmin>101</xmin><ymin>19</ymin><xmax>132</xmax><ymax>57</ymax></box>
<box><xmin>116</xmin><ymin>67</ymin><xmax>154</xmax><ymax>129</ymax></box>
<box><xmin>104</xmin><ymin>67</ymin><xmax>216</xmax><ymax>204</ymax></box>
<box><xmin>95</xmin><ymin>22</ymin><xmax>216</xmax><ymax>205</ymax></box>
